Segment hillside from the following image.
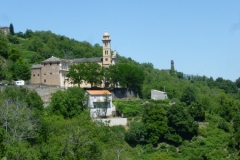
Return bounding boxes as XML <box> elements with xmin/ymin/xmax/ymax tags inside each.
<box><xmin>0</xmin><ymin>29</ymin><xmax>240</xmax><ymax>159</ymax></box>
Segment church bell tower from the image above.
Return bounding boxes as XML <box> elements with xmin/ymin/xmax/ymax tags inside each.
<box><xmin>102</xmin><ymin>31</ymin><xmax>111</xmax><ymax>66</ymax></box>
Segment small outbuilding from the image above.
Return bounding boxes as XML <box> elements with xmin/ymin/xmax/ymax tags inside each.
<box><xmin>151</xmin><ymin>89</ymin><xmax>168</xmax><ymax>100</ymax></box>
<box><xmin>85</xmin><ymin>90</ymin><xmax>114</xmax><ymax>118</ymax></box>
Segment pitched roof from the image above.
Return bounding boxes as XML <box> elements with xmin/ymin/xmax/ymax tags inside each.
<box><xmin>42</xmin><ymin>56</ymin><xmax>62</xmax><ymax>63</ymax></box>
<box><xmin>0</xmin><ymin>26</ymin><xmax>9</xmax><ymax>29</ymax></box>
<box><xmin>72</xmin><ymin>57</ymin><xmax>102</xmax><ymax>63</ymax></box>
<box><xmin>31</xmin><ymin>64</ymin><xmax>42</xmax><ymax>69</ymax></box>
<box><xmin>86</xmin><ymin>90</ymin><xmax>111</xmax><ymax>95</ymax></box>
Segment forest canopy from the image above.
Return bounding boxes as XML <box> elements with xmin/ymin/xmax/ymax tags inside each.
<box><xmin>1</xmin><ymin>26</ymin><xmax>240</xmax><ymax>159</ymax></box>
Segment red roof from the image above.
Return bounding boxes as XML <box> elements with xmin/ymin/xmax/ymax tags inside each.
<box><xmin>86</xmin><ymin>90</ymin><xmax>111</xmax><ymax>95</ymax></box>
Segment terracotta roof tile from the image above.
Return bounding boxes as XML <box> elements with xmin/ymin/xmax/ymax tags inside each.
<box><xmin>86</xmin><ymin>90</ymin><xmax>111</xmax><ymax>95</ymax></box>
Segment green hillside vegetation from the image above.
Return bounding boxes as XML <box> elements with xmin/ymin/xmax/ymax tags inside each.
<box><xmin>1</xmin><ymin>26</ymin><xmax>240</xmax><ymax>159</ymax></box>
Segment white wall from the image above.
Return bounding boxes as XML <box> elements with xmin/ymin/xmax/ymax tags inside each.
<box><xmin>90</xmin><ymin>108</ymin><xmax>112</xmax><ymax>118</ymax></box>
<box><xmin>88</xmin><ymin>94</ymin><xmax>113</xmax><ymax>118</ymax></box>
<box><xmin>151</xmin><ymin>89</ymin><xmax>168</xmax><ymax>100</ymax></box>
<box><xmin>94</xmin><ymin>118</ymin><xmax>127</xmax><ymax>126</ymax></box>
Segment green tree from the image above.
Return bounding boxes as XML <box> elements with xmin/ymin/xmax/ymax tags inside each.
<box><xmin>5</xmin><ymin>141</ymin><xmax>41</xmax><ymax>160</ymax></box>
<box><xmin>166</xmin><ymin>104</ymin><xmax>198</xmax><ymax>143</ymax></box>
<box><xmin>15</xmin><ymin>31</ymin><xmax>24</xmax><ymax>38</ymax></box>
<box><xmin>72</xmin><ymin>44</ymin><xmax>84</xmax><ymax>58</ymax></box>
<box><xmin>24</xmin><ymin>29</ymin><xmax>33</xmax><ymax>38</ymax></box>
<box><xmin>2</xmin><ymin>86</ymin><xmax>43</xmax><ymax>112</ymax></box>
<box><xmin>0</xmin><ymin>99</ymin><xmax>39</xmax><ymax>143</ymax></box>
<box><xmin>41</xmin><ymin>45</ymin><xmax>51</xmax><ymax>59</ymax></box>
<box><xmin>234</xmin><ymin>113</ymin><xmax>240</xmax><ymax>128</ymax></box>
<box><xmin>104</xmin><ymin>64</ymin><xmax>119</xmax><ymax>87</ymax></box>
<box><xmin>232</xmin><ymin>113</ymin><xmax>240</xmax><ymax>149</ymax></box>
<box><xmin>236</xmin><ymin>77</ymin><xmax>240</xmax><ymax>88</ymax></box>
<box><xmin>180</xmin><ymin>86</ymin><xmax>197</xmax><ymax>105</ymax></box>
<box><xmin>28</xmin><ymin>36</ymin><xmax>44</xmax><ymax>52</ymax></box>
<box><xmin>142</xmin><ymin>102</ymin><xmax>168</xmax><ymax>144</ymax></box>
<box><xmin>125</xmin><ymin>121</ymin><xmax>146</xmax><ymax>145</ymax></box>
<box><xmin>0</xmin><ymin>127</ymin><xmax>6</xmax><ymax>158</ymax></box>
<box><xmin>9</xmin><ymin>23</ymin><xmax>14</xmax><ymax>35</ymax></box>
<box><xmin>215</xmin><ymin>92</ymin><xmax>238</xmax><ymax>122</ymax></box>
<box><xmin>25</xmin><ymin>90</ymin><xmax>44</xmax><ymax>111</ymax></box>
<box><xmin>7</xmin><ymin>35</ymin><xmax>19</xmax><ymax>44</ymax></box>
<box><xmin>13</xmin><ymin>60</ymin><xmax>31</xmax><ymax>80</ymax></box>
<box><xmin>215</xmin><ymin>77</ymin><xmax>238</xmax><ymax>94</ymax></box>
<box><xmin>8</xmin><ymin>47</ymin><xmax>22</xmax><ymax>62</ymax></box>
<box><xmin>66</xmin><ymin>63</ymin><xmax>87</xmax><ymax>87</ymax></box>
<box><xmin>188</xmin><ymin>101</ymin><xmax>205</xmax><ymax>121</ymax></box>
<box><xmin>217</xmin><ymin>118</ymin><xmax>230</xmax><ymax>132</ymax></box>
<box><xmin>49</xmin><ymin>87</ymin><xmax>86</xmax><ymax>118</ymax></box>
<box><xmin>38</xmin><ymin>114</ymin><xmax>105</xmax><ymax>159</ymax></box>
<box><xmin>84</xmin><ymin>62</ymin><xmax>103</xmax><ymax>87</ymax></box>
<box><xmin>0</xmin><ymin>65</ymin><xmax>6</xmax><ymax>81</ymax></box>
<box><xmin>0</xmin><ymin>32</ymin><xmax>9</xmax><ymax>59</ymax></box>
<box><xmin>151</xmin><ymin>152</ymin><xmax>176</xmax><ymax>160</ymax></box>
<box><xmin>30</xmin><ymin>53</ymin><xmax>44</xmax><ymax>64</ymax></box>
<box><xmin>118</xmin><ymin>63</ymin><xmax>145</xmax><ymax>89</ymax></box>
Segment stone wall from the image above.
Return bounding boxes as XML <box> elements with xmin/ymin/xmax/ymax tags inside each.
<box><xmin>111</xmin><ymin>88</ymin><xmax>139</xmax><ymax>98</ymax></box>
<box><xmin>94</xmin><ymin>118</ymin><xmax>127</xmax><ymax>126</ymax></box>
<box><xmin>24</xmin><ymin>85</ymin><xmax>64</xmax><ymax>107</ymax></box>
<box><xmin>24</xmin><ymin>85</ymin><xmax>139</xmax><ymax>107</ymax></box>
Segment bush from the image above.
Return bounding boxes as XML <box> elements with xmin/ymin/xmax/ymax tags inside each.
<box><xmin>217</xmin><ymin>118</ymin><xmax>230</xmax><ymax>132</ymax></box>
<box><xmin>113</xmin><ymin>100</ymin><xmax>143</xmax><ymax>117</ymax></box>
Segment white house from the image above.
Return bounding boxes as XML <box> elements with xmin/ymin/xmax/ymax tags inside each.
<box><xmin>86</xmin><ymin>90</ymin><xmax>114</xmax><ymax>118</ymax></box>
<box><xmin>151</xmin><ymin>89</ymin><xmax>168</xmax><ymax>100</ymax></box>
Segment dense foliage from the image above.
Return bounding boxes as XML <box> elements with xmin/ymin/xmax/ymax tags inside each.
<box><xmin>1</xmin><ymin>26</ymin><xmax>240</xmax><ymax>159</ymax></box>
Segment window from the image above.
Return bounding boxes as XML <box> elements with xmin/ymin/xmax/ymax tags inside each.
<box><xmin>50</xmin><ymin>62</ymin><xmax>52</xmax><ymax>65</ymax></box>
<box><xmin>38</xmin><ymin>74</ymin><xmax>39</xmax><ymax>76</ymax></box>
<box><xmin>57</xmin><ymin>62</ymin><xmax>59</xmax><ymax>66</ymax></box>
<box><xmin>44</xmin><ymin>73</ymin><xmax>46</xmax><ymax>75</ymax></box>
<box><xmin>44</xmin><ymin>79</ymin><xmax>46</xmax><ymax>83</ymax></box>
<box><xmin>50</xmin><ymin>73</ymin><xmax>52</xmax><ymax>75</ymax></box>
<box><xmin>33</xmin><ymin>74</ymin><xmax>35</xmax><ymax>76</ymax></box>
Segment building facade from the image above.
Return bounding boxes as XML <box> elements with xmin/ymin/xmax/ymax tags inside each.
<box><xmin>85</xmin><ymin>90</ymin><xmax>114</xmax><ymax>118</ymax></box>
<box><xmin>151</xmin><ymin>89</ymin><xmax>168</xmax><ymax>100</ymax></box>
<box><xmin>31</xmin><ymin>31</ymin><xmax>118</xmax><ymax>88</ymax></box>
<box><xmin>0</xmin><ymin>26</ymin><xmax>10</xmax><ymax>34</ymax></box>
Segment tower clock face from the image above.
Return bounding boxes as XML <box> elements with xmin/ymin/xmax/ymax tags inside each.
<box><xmin>105</xmin><ymin>58</ymin><xmax>108</xmax><ymax>61</ymax></box>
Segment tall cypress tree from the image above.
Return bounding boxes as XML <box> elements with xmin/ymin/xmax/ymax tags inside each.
<box><xmin>9</xmin><ymin>23</ymin><xmax>14</xmax><ymax>35</ymax></box>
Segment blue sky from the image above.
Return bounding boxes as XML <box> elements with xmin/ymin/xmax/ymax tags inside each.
<box><xmin>1</xmin><ymin>1</ymin><xmax>240</xmax><ymax>81</ymax></box>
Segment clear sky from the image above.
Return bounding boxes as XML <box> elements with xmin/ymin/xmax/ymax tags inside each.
<box><xmin>1</xmin><ymin>1</ymin><xmax>240</xmax><ymax>81</ymax></box>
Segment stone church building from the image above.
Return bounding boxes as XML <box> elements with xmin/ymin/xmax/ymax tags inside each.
<box><xmin>31</xmin><ymin>31</ymin><xmax>118</xmax><ymax>88</ymax></box>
